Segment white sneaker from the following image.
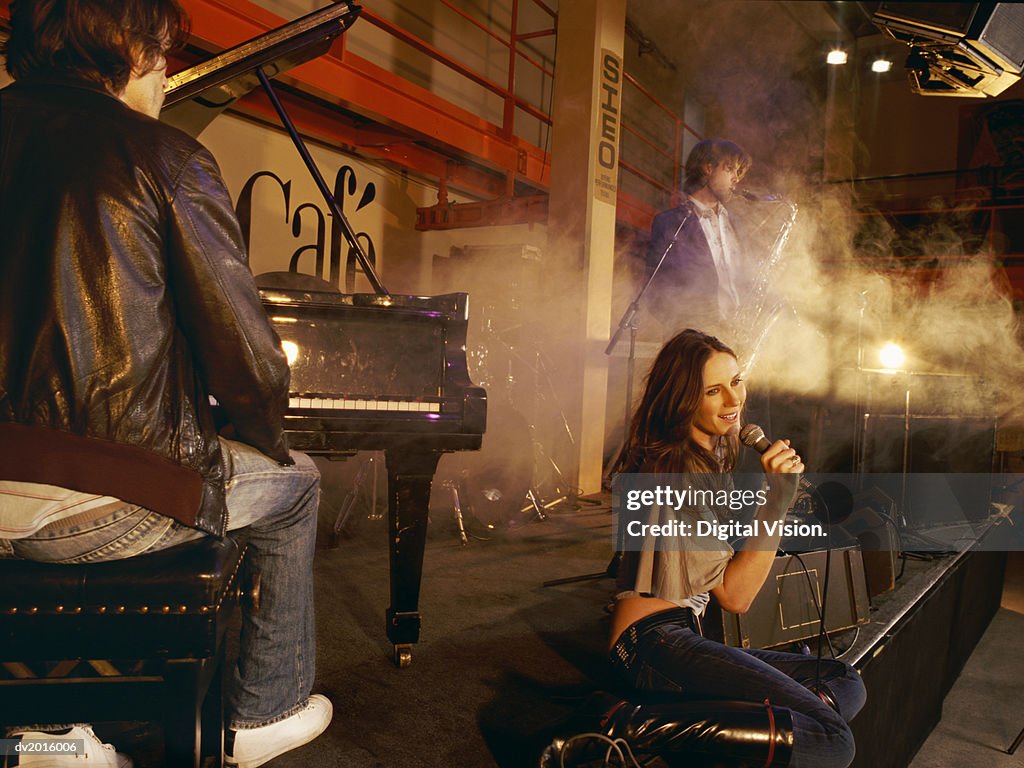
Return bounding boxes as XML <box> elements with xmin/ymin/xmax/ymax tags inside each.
<box><xmin>5</xmin><ymin>725</ymin><xmax>132</xmax><ymax>767</ymax></box>
<box><xmin>225</xmin><ymin>695</ymin><xmax>333</xmax><ymax>768</ymax></box>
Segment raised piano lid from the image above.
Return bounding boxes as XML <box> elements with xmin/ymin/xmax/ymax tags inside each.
<box><xmin>161</xmin><ymin>1</ymin><xmax>362</xmax><ymax>138</ymax></box>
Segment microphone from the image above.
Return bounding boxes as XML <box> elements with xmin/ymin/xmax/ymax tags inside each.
<box><xmin>736</xmin><ymin>188</ymin><xmax>783</xmax><ymax>203</ymax></box>
<box><xmin>738</xmin><ymin>423</ymin><xmax>774</xmax><ymax>454</ymax></box>
<box><xmin>739</xmin><ymin>424</ymin><xmax>853</xmax><ymax>523</ymax></box>
<box><xmin>740</xmin><ymin>423</ymin><xmax>814</xmax><ymax>493</ymax></box>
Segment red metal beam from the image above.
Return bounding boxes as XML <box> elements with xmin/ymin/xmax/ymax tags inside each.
<box><xmin>172</xmin><ymin>0</ymin><xmax>550</xmax><ymax>196</ymax></box>
<box><xmin>615</xmin><ymin>189</ymin><xmax>659</xmax><ymax>233</ymax></box>
<box><xmin>357</xmin><ymin>8</ymin><xmax>551</xmax><ymax>128</ymax></box>
<box><xmin>223</xmin><ymin>91</ymin><xmax>511</xmax><ymax>201</ymax></box>
<box><xmin>416</xmin><ymin>194</ymin><xmax>549</xmax><ymax>230</ymax></box>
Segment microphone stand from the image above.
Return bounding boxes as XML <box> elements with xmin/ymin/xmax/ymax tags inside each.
<box><xmin>541</xmin><ymin>208</ymin><xmax>694</xmax><ymax>591</ymax></box>
<box><xmin>606</xmin><ymin>206</ymin><xmax>693</xmax><ymax>433</ymax></box>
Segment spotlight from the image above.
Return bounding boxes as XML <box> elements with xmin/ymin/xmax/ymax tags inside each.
<box><xmin>871</xmin><ymin>58</ymin><xmax>892</xmax><ymax>73</ymax></box>
<box><xmin>878</xmin><ymin>342</ymin><xmax>905</xmax><ymax>372</ymax></box>
<box><xmin>826</xmin><ymin>49</ymin><xmax>848</xmax><ymax>65</ymax></box>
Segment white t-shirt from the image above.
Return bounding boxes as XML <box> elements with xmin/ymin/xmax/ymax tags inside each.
<box><xmin>690</xmin><ymin>197</ymin><xmax>742</xmax><ymax>320</ymax></box>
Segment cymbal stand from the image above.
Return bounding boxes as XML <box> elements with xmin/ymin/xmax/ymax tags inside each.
<box><xmin>524</xmin><ymin>418</ymin><xmax>567</xmax><ymax>516</ymax></box>
<box><xmin>521</xmin><ymin>350</ymin><xmax>600</xmax><ymax>514</ymax></box>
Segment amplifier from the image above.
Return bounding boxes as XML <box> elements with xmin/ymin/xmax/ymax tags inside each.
<box><xmin>703</xmin><ymin>547</ymin><xmax>871</xmax><ymax>650</ymax></box>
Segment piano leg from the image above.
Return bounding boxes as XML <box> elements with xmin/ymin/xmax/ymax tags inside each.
<box><xmin>384</xmin><ymin>449</ymin><xmax>441</xmax><ymax>667</ymax></box>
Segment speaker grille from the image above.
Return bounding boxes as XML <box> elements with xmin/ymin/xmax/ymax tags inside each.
<box><xmin>977</xmin><ymin>3</ymin><xmax>1024</xmax><ymax>71</ymax></box>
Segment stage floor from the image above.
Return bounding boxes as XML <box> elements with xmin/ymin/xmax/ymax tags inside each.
<box><xmin>47</xmin><ymin>486</ymin><xmax>1022</xmax><ymax>767</ymax></box>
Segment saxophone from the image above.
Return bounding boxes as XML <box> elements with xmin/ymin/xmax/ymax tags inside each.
<box><xmin>731</xmin><ymin>198</ymin><xmax>799</xmax><ymax>368</ymax></box>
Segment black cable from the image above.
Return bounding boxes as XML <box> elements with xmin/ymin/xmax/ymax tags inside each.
<box><xmin>806</xmin><ymin>485</ymin><xmax>835</xmax><ymax>696</ymax></box>
<box><xmin>814</xmin><ymin>546</ymin><xmax>833</xmax><ymax>691</ymax></box>
<box><xmin>778</xmin><ymin>549</ymin><xmax>837</xmax><ymax>658</ymax></box>
<box><xmin>776</xmin><ymin>476</ymin><xmax>838</xmax><ymax>700</ymax></box>
<box><xmin>833</xmin><ymin>626</ymin><xmax>862</xmax><ymax>659</ymax></box>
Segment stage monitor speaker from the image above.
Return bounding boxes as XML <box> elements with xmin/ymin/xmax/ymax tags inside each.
<box><xmin>703</xmin><ymin>547</ymin><xmax>871</xmax><ymax>650</ymax></box>
<box><xmin>842</xmin><ymin>488</ymin><xmax>900</xmax><ymax>598</ymax></box>
<box><xmin>875</xmin><ymin>3</ymin><xmax>981</xmax><ymax>38</ymax></box>
<box><xmin>860</xmin><ymin>411</ymin><xmax>996</xmax><ymax>498</ymax></box>
<box><xmin>975</xmin><ymin>3</ymin><xmax>1024</xmax><ymax>72</ymax></box>
<box><xmin>874</xmin><ymin>3</ymin><xmax>1024</xmax><ymax>97</ymax></box>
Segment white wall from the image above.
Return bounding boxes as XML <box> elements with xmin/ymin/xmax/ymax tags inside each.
<box><xmin>199</xmin><ymin>113</ymin><xmax>549</xmax><ymax>300</ymax></box>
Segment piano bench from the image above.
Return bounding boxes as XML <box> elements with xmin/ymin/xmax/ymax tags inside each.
<box><xmin>0</xmin><ymin>534</ymin><xmax>250</xmax><ymax>768</ymax></box>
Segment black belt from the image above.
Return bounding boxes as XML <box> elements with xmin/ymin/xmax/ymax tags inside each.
<box><xmin>610</xmin><ymin>607</ymin><xmax>697</xmax><ymax>670</ymax></box>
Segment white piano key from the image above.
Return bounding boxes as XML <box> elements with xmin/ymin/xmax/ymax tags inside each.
<box><xmin>288</xmin><ymin>396</ymin><xmax>443</xmax><ymax>414</ymax></box>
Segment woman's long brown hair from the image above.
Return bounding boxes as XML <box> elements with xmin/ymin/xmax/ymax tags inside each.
<box><xmin>613</xmin><ymin>328</ymin><xmax>740</xmax><ymax>475</ymax></box>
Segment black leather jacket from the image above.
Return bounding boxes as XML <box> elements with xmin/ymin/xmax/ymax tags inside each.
<box><xmin>0</xmin><ymin>76</ymin><xmax>291</xmax><ymax>536</ymax></box>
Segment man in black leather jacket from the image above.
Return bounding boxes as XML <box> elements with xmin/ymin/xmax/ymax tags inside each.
<box><xmin>0</xmin><ymin>2</ymin><xmax>331</xmax><ymax>766</ymax></box>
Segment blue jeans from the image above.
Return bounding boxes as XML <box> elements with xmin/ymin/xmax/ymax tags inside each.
<box><xmin>609</xmin><ymin>608</ymin><xmax>866</xmax><ymax>768</ymax></box>
<box><xmin>7</xmin><ymin>438</ymin><xmax>320</xmax><ymax>729</ymax></box>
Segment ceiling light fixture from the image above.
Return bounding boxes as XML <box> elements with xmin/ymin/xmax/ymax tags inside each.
<box><xmin>871</xmin><ymin>58</ymin><xmax>893</xmax><ymax>73</ymax></box>
<box><xmin>826</xmin><ymin>49</ymin><xmax>848</xmax><ymax>65</ymax></box>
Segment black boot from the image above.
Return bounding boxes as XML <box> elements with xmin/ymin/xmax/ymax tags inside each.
<box><xmin>538</xmin><ymin>692</ymin><xmax>794</xmax><ymax>768</ymax></box>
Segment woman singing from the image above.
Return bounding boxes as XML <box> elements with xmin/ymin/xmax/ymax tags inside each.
<box><xmin>609</xmin><ymin>329</ymin><xmax>866</xmax><ymax>768</ymax></box>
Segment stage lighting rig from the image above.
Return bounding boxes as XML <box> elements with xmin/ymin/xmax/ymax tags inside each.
<box><xmin>872</xmin><ymin>2</ymin><xmax>1024</xmax><ymax>97</ymax></box>
<box><xmin>826</xmin><ymin>49</ymin><xmax>848</xmax><ymax>65</ymax></box>
<box><xmin>878</xmin><ymin>341</ymin><xmax>906</xmax><ymax>373</ymax></box>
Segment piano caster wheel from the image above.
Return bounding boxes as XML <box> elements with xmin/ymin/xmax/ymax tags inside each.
<box><xmin>394</xmin><ymin>644</ymin><xmax>413</xmax><ymax>668</ymax></box>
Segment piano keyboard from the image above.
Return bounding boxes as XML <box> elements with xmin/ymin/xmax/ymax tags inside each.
<box><xmin>288</xmin><ymin>396</ymin><xmax>441</xmax><ymax>413</ymax></box>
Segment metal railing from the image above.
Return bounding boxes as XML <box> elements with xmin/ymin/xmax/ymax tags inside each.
<box><xmin>344</xmin><ymin>0</ymin><xmax>697</xmax><ymax>220</ymax></box>
<box><xmin>355</xmin><ymin>1</ymin><xmax>555</xmax><ymax>141</ymax></box>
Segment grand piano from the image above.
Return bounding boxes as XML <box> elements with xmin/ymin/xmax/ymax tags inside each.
<box><xmin>162</xmin><ymin>1</ymin><xmax>486</xmax><ymax>667</ymax></box>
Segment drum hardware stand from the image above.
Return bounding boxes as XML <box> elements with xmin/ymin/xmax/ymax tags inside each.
<box><xmin>522</xmin><ymin>489</ymin><xmax>548</xmax><ymax>522</ymax></box>
<box><xmin>330</xmin><ymin>454</ymin><xmax>380</xmax><ymax>545</ymax></box>
<box><xmin>522</xmin><ymin>353</ymin><xmax>601</xmax><ymax>515</ymax></box>
<box><xmin>444</xmin><ymin>475</ymin><xmax>471</xmax><ymax>545</ymax></box>
<box><xmin>442</xmin><ymin>470</ymin><xmax>497</xmax><ymax>545</ymax></box>
<box><xmin>523</xmin><ymin>433</ymin><xmax>572</xmax><ymax>516</ymax></box>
